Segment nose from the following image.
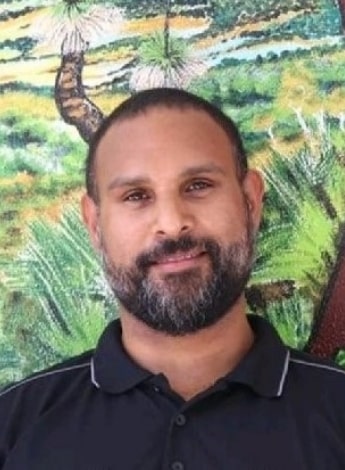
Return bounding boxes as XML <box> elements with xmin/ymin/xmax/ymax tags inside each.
<box><xmin>153</xmin><ymin>196</ymin><xmax>194</xmax><ymax>239</ymax></box>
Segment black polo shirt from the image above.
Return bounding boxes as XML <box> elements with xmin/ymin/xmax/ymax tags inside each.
<box><xmin>1</xmin><ymin>315</ymin><xmax>345</xmax><ymax>470</ymax></box>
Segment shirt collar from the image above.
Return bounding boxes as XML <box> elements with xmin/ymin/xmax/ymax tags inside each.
<box><xmin>91</xmin><ymin>315</ymin><xmax>290</xmax><ymax>398</ymax></box>
<box><xmin>91</xmin><ymin>319</ymin><xmax>152</xmax><ymax>394</ymax></box>
<box><xmin>224</xmin><ymin>315</ymin><xmax>290</xmax><ymax>398</ymax></box>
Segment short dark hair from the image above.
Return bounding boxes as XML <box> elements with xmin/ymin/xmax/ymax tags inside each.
<box><xmin>86</xmin><ymin>87</ymin><xmax>248</xmax><ymax>202</ymax></box>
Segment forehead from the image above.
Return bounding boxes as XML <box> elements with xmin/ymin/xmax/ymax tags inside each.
<box><xmin>94</xmin><ymin>107</ymin><xmax>238</xmax><ymax>183</ymax></box>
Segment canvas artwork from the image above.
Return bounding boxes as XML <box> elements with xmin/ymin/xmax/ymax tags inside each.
<box><xmin>1</xmin><ymin>0</ymin><xmax>345</xmax><ymax>387</ymax></box>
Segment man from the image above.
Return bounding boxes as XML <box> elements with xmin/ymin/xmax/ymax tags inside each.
<box><xmin>1</xmin><ymin>88</ymin><xmax>345</xmax><ymax>469</ymax></box>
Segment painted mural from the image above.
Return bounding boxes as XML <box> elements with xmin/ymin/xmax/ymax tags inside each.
<box><xmin>1</xmin><ymin>0</ymin><xmax>345</xmax><ymax>386</ymax></box>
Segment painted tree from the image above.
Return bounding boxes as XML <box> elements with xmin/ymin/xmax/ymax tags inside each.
<box><xmin>306</xmin><ymin>228</ymin><xmax>345</xmax><ymax>358</ymax></box>
<box><xmin>304</xmin><ymin>111</ymin><xmax>345</xmax><ymax>357</ymax></box>
<box><xmin>30</xmin><ymin>1</ymin><xmax>124</xmax><ymax>142</ymax></box>
<box><xmin>129</xmin><ymin>0</ymin><xmax>207</xmax><ymax>90</ymax></box>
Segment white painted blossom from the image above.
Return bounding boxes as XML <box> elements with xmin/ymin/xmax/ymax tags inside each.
<box><xmin>338</xmin><ymin>113</ymin><xmax>345</xmax><ymax>131</ymax></box>
<box><xmin>29</xmin><ymin>4</ymin><xmax>124</xmax><ymax>54</ymax></box>
<box><xmin>291</xmin><ymin>106</ymin><xmax>312</xmax><ymax>136</ymax></box>
<box><xmin>129</xmin><ymin>56</ymin><xmax>207</xmax><ymax>91</ymax></box>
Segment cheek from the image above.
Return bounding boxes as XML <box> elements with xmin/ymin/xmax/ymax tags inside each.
<box><xmin>99</xmin><ymin>210</ymin><xmax>145</xmax><ymax>265</ymax></box>
<box><xmin>199</xmin><ymin>197</ymin><xmax>248</xmax><ymax>239</ymax></box>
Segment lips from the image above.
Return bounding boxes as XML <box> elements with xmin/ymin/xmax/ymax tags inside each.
<box><xmin>152</xmin><ymin>249</ymin><xmax>206</xmax><ymax>267</ymax></box>
<box><xmin>136</xmin><ymin>237</ymin><xmax>209</xmax><ymax>272</ymax></box>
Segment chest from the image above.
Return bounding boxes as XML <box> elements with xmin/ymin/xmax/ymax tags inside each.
<box><xmin>4</xmin><ymin>394</ymin><xmax>345</xmax><ymax>470</ymax></box>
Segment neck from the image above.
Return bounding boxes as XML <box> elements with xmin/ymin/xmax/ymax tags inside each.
<box><xmin>120</xmin><ymin>297</ymin><xmax>254</xmax><ymax>400</ymax></box>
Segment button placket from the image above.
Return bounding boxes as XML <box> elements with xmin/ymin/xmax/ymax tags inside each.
<box><xmin>164</xmin><ymin>409</ymin><xmax>188</xmax><ymax>470</ymax></box>
<box><xmin>171</xmin><ymin>461</ymin><xmax>184</xmax><ymax>470</ymax></box>
<box><xmin>174</xmin><ymin>413</ymin><xmax>187</xmax><ymax>426</ymax></box>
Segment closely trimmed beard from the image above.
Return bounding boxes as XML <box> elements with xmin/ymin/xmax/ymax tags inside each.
<box><xmin>100</xmin><ymin>209</ymin><xmax>255</xmax><ymax>336</ymax></box>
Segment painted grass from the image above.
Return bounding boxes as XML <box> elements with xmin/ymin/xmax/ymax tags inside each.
<box><xmin>91</xmin><ymin>92</ymin><xmax>129</xmax><ymax>116</ymax></box>
<box><xmin>0</xmin><ymin>56</ymin><xmax>59</xmax><ymax>87</ymax></box>
<box><xmin>0</xmin><ymin>92</ymin><xmax>58</xmax><ymax>120</ymax></box>
<box><xmin>197</xmin><ymin>10</ymin><xmax>303</xmax><ymax>49</ymax></box>
<box><xmin>124</xmin><ymin>15</ymin><xmax>208</xmax><ymax>36</ymax></box>
<box><xmin>0</xmin><ymin>8</ymin><xmax>41</xmax><ymax>42</ymax></box>
<box><xmin>0</xmin><ymin>178</ymin><xmax>83</xmax><ymax>258</ymax></box>
<box><xmin>276</xmin><ymin>59</ymin><xmax>345</xmax><ymax>116</ymax></box>
<box><xmin>87</xmin><ymin>45</ymin><xmax>135</xmax><ymax>64</ymax></box>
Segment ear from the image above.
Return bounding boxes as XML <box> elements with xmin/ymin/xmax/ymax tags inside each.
<box><xmin>241</xmin><ymin>169</ymin><xmax>265</xmax><ymax>231</ymax></box>
<box><xmin>81</xmin><ymin>193</ymin><xmax>101</xmax><ymax>251</ymax></box>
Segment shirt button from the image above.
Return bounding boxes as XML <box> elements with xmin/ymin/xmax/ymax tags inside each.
<box><xmin>171</xmin><ymin>461</ymin><xmax>184</xmax><ymax>470</ymax></box>
<box><xmin>153</xmin><ymin>386</ymin><xmax>161</xmax><ymax>393</ymax></box>
<box><xmin>175</xmin><ymin>414</ymin><xmax>187</xmax><ymax>426</ymax></box>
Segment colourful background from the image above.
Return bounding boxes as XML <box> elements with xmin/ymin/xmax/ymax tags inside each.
<box><xmin>1</xmin><ymin>0</ymin><xmax>345</xmax><ymax>386</ymax></box>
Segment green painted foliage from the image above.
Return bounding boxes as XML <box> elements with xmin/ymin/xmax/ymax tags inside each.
<box><xmin>138</xmin><ymin>32</ymin><xmax>188</xmax><ymax>70</ymax></box>
<box><xmin>263</xmin><ymin>293</ymin><xmax>314</xmax><ymax>349</ymax></box>
<box><xmin>210</xmin><ymin>0</ymin><xmax>319</xmax><ymax>31</ymax></box>
<box><xmin>0</xmin><ymin>112</ymin><xmax>86</xmax><ymax>177</ymax></box>
<box><xmin>250</xmin><ymin>116</ymin><xmax>345</xmax><ymax>346</ymax></box>
<box><xmin>1</xmin><ymin>207</ymin><xmax>117</xmax><ymax>379</ymax></box>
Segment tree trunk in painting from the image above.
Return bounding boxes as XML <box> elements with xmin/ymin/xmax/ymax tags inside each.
<box><xmin>55</xmin><ymin>50</ymin><xmax>104</xmax><ymax>143</ymax></box>
<box><xmin>164</xmin><ymin>0</ymin><xmax>171</xmax><ymax>59</ymax></box>
<box><xmin>337</xmin><ymin>0</ymin><xmax>345</xmax><ymax>32</ymax></box>
<box><xmin>304</xmin><ymin>141</ymin><xmax>345</xmax><ymax>359</ymax></box>
<box><xmin>163</xmin><ymin>0</ymin><xmax>171</xmax><ymax>86</ymax></box>
<box><xmin>306</xmin><ymin>226</ymin><xmax>345</xmax><ymax>358</ymax></box>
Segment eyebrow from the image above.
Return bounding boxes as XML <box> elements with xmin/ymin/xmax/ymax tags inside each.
<box><xmin>107</xmin><ymin>163</ymin><xmax>226</xmax><ymax>192</ymax></box>
<box><xmin>181</xmin><ymin>163</ymin><xmax>226</xmax><ymax>178</ymax></box>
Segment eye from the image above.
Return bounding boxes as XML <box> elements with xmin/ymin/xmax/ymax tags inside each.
<box><xmin>123</xmin><ymin>189</ymin><xmax>151</xmax><ymax>203</ymax></box>
<box><xmin>185</xmin><ymin>179</ymin><xmax>213</xmax><ymax>193</ymax></box>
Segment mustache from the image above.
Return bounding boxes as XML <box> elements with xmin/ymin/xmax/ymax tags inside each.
<box><xmin>136</xmin><ymin>235</ymin><xmax>217</xmax><ymax>270</ymax></box>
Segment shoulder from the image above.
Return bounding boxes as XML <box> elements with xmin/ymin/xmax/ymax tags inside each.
<box><xmin>0</xmin><ymin>351</ymin><xmax>94</xmax><ymax>463</ymax></box>
<box><xmin>287</xmin><ymin>348</ymin><xmax>345</xmax><ymax>393</ymax></box>
<box><xmin>284</xmin><ymin>349</ymin><xmax>345</xmax><ymax>430</ymax></box>
<box><xmin>0</xmin><ymin>350</ymin><xmax>93</xmax><ymax>404</ymax></box>
<box><xmin>289</xmin><ymin>348</ymin><xmax>345</xmax><ymax>378</ymax></box>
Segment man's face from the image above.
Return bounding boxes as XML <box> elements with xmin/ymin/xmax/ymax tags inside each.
<box><xmin>82</xmin><ymin>107</ymin><xmax>264</xmax><ymax>335</ymax></box>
